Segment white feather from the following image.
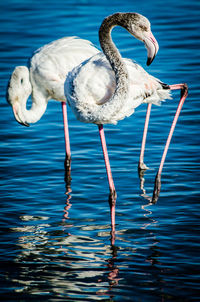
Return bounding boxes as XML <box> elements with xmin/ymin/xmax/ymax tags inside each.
<box><xmin>65</xmin><ymin>53</ymin><xmax>171</xmax><ymax>125</ymax></box>
<box><xmin>7</xmin><ymin>37</ymin><xmax>99</xmax><ymax>125</ymax></box>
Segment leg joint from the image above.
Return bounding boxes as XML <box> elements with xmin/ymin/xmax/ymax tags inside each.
<box><xmin>181</xmin><ymin>83</ymin><xmax>188</xmax><ymax>98</ymax></box>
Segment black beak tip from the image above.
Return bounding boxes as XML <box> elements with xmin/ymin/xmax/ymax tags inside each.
<box><xmin>17</xmin><ymin>120</ymin><xmax>30</xmax><ymax>127</ymax></box>
<box><xmin>146</xmin><ymin>59</ymin><xmax>151</xmax><ymax>66</ymax></box>
<box><xmin>23</xmin><ymin>122</ymin><xmax>30</xmax><ymax>127</ymax></box>
<box><xmin>146</xmin><ymin>55</ymin><xmax>155</xmax><ymax>66</ymax></box>
<box><xmin>146</xmin><ymin>57</ymin><xmax>152</xmax><ymax>66</ymax></box>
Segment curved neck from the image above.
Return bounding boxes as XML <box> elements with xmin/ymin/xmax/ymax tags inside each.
<box><xmin>99</xmin><ymin>13</ymin><xmax>129</xmax><ymax>97</ymax></box>
<box><xmin>23</xmin><ymin>94</ymin><xmax>47</xmax><ymax>124</ymax></box>
<box><xmin>18</xmin><ymin>86</ymin><xmax>48</xmax><ymax>124</ymax></box>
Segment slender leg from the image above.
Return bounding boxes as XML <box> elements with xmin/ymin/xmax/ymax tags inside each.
<box><xmin>98</xmin><ymin>124</ymin><xmax>116</xmax><ymax>228</ymax></box>
<box><xmin>138</xmin><ymin>103</ymin><xmax>152</xmax><ymax>172</ymax></box>
<box><xmin>62</xmin><ymin>102</ymin><xmax>72</xmax><ymax>189</ymax></box>
<box><xmin>152</xmin><ymin>83</ymin><xmax>188</xmax><ymax>203</ymax></box>
<box><xmin>62</xmin><ymin>102</ymin><xmax>71</xmax><ymax>167</ymax></box>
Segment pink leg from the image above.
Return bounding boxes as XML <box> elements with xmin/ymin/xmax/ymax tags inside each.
<box><xmin>98</xmin><ymin>124</ymin><xmax>116</xmax><ymax>228</ymax></box>
<box><xmin>138</xmin><ymin>103</ymin><xmax>152</xmax><ymax>171</ymax></box>
<box><xmin>62</xmin><ymin>102</ymin><xmax>71</xmax><ymax>166</ymax></box>
<box><xmin>152</xmin><ymin>83</ymin><xmax>188</xmax><ymax>203</ymax></box>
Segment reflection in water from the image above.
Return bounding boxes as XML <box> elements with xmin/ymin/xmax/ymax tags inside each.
<box><xmin>138</xmin><ymin>168</ymin><xmax>152</xmax><ymax>203</ymax></box>
<box><xmin>1</xmin><ymin>0</ymin><xmax>199</xmax><ymax>300</ymax></box>
<box><xmin>9</xmin><ymin>217</ymin><xmax>120</xmax><ymax>300</ymax></box>
<box><xmin>3</xmin><ymin>144</ymin><xmax>193</xmax><ymax>301</ymax></box>
<box><xmin>63</xmin><ymin>190</ymin><xmax>72</xmax><ymax>220</ymax></box>
<box><xmin>7</xmin><ymin>182</ymin><xmax>171</xmax><ymax>302</ymax></box>
<box><xmin>5</xmin><ymin>163</ymin><xmax>119</xmax><ymax>300</ymax></box>
<box><xmin>57</xmin><ymin>163</ymin><xmax>161</xmax><ymax>300</ymax></box>
<box><xmin>2</xmin><ymin>153</ymin><xmax>181</xmax><ymax>301</ymax></box>
<box><xmin>63</xmin><ymin>161</ymin><xmax>73</xmax><ymax>223</ymax></box>
<box><xmin>64</xmin><ymin>159</ymin><xmax>116</xmax><ymax>244</ymax></box>
<box><xmin>64</xmin><ymin>149</ymin><xmax>117</xmax><ymax>245</ymax></box>
<box><xmin>63</xmin><ymin>163</ymin><xmax>72</xmax><ymax>220</ymax></box>
<box><xmin>97</xmin><ymin>246</ymin><xmax>120</xmax><ymax>298</ymax></box>
<box><xmin>141</xmin><ymin>201</ymin><xmax>158</xmax><ymax>231</ymax></box>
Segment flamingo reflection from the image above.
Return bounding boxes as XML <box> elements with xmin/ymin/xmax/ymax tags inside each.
<box><xmin>138</xmin><ymin>168</ymin><xmax>153</xmax><ymax>204</ymax></box>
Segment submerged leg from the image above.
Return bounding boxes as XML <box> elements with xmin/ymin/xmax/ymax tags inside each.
<box><xmin>152</xmin><ymin>83</ymin><xmax>188</xmax><ymax>203</ymax></box>
<box><xmin>62</xmin><ymin>102</ymin><xmax>71</xmax><ymax>167</ymax></box>
<box><xmin>98</xmin><ymin>124</ymin><xmax>116</xmax><ymax>227</ymax></box>
<box><xmin>138</xmin><ymin>103</ymin><xmax>152</xmax><ymax>172</ymax></box>
<box><xmin>62</xmin><ymin>102</ymin><xmax>72</xmax><ymax>189</ymax></box>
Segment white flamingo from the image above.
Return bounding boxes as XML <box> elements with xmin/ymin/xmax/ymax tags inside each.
<box><xmin>7</xmin><ymin>37</ymin><xmax>99</xmax><ymax>167</ymax></box>
<box><xmin>65</xmin><ymin>12</ymin><xmax>188</xmax><ymax>224</ymax></box>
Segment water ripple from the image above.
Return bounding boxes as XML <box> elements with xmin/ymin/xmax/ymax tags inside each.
<box><xmin>1</xmin><ymin>0</ymin><xmax>200</xmax><ymax>301</ymax></box>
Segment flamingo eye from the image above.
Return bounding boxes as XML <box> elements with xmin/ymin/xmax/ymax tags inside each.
<box><xmin>139</xmin><ymin>25</ymin><xmax>148</xmax><ymax>31</ymax></box>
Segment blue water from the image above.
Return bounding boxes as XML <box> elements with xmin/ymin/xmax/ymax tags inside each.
<box><xmin>1</xmin><ymin>0</ymin><xmax>200</xmax><ymax>301</ymax></box>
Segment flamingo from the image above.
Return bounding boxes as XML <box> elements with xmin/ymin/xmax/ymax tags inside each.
<box><xmin>6</xmin><ymin>36</ymin><xmax>99</xmax><ymax>169</ymax></box>
<box><xmin>65</xmin><ymin>12</ymin><xmax>188</xmax><ymax>224</ymax></box>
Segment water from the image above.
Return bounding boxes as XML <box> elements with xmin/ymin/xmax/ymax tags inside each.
<box><xmin>0</xmin><ymin>0</ymin><xmax>200</xmax><ymax>301</ymax></box>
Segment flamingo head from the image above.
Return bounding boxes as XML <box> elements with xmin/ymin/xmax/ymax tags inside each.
<box><xmin>121</xmin><ymin>13</ymin><xmax>159</xmax><ymax>66</ymax></box>
<box><xmin>6</xmin><ymin>66</ymin><xmax>31</xmax><ymax>126</ymax></box>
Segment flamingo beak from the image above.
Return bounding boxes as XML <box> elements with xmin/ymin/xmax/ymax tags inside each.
<box><xmin>20</xmin><ymin>120</ymin><xmax>30</xmax><ymax>127</ymax></box>
<box><xmin>13</xmin><ymin>104</ymin><xmax>30</xmax><ymax>127</ymax></box>
<box><xmin>144</xmin><ymin>31</ymin><xmax>159</xmax><ymax>66</ymax></box>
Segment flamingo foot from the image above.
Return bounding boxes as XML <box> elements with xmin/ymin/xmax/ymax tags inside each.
<box><xmin>152</xmin><ymin>172</ymin><xmax>161</xmax><ymax>203</ymax></box>
<box><xmin>138</xmin><ymin>162</ymin><xmax>150</xmax><ymax>181</ymax></box>
<box><xmin>138</xmin><ymin>161</ymin><xmax>149</xmax><ymax>171</ymax></box>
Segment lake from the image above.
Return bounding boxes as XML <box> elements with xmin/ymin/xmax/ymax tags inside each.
<box><xmin>0</xmin><ymin>0</ymin><xmax>199</xmax><ymax>301</ymax></box>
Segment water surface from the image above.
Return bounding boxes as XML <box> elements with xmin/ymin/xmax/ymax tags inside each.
<box><xmin>0</xmin><ymin>0</ymin><xmax>200</xmax><ymax>301</ymax></box>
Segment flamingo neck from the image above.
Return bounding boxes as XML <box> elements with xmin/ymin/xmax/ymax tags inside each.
<box><xmin>18</xmin><ymin>88</ymin><xmax>48</xmax><ymax>124</ymax></box>
<box><xmin>25</xmin><ymin>98</ymin><xmax>47</xmax><ymax>124</ymax></box>
<box><xmin>99</xmin><ymin>13</ymin><xmax>129</xmax><ymax>98</ymax></box>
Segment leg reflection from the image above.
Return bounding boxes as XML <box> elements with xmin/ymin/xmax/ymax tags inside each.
<box><xmin>63</xmin><ymin>160</ymin><xmax>72</xmax><ymax>220</ymax></box>
<box><xmin>63</xmin><ymin>188</ymin><xmax>72</xmax><ymax>220</ymax></box>
<box><xmin>97</xmin><ymin>238</ymin><xmax>119</xmax><ymax>296</ymax></box>
<box><xmin>107</xmin><ymin>251</ymin><xmax>119</xmax><ymax>287</ymax></box>
<box><xmin>138</xmin><ymin>168</ymin><xmax>152</xmax><ymax>203</ymax></box>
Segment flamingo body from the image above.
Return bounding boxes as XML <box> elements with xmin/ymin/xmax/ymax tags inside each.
<box><xmin>7</xmin><ymin>37</ymin><xmax>99</xmax><ymax>125</ymax></box>
<box><xmin>7</xmin><ymin>12</ymin><xmax>188</xmax><ymax>215</ymax></box>
<box><xmin>30</xmin><ymin>37</ymin><xmax>99</xmax><ymax>102</ymax></box>
<box><xmin>66</xmin><ymin>52</ymin><xmax>171</xmax><ymax>125</ymax></box>
<box><xmin>64</xmin><ymin>12</ymin><xmax>188</xmax><ymax>207</ymax></box>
